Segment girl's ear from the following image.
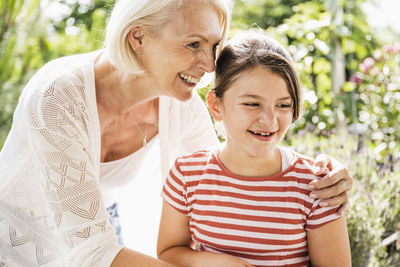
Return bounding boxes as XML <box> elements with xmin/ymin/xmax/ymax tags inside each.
<box><xmin>128</xmin><ymin>27</ymin><xmax>145</xmax><ymax>53</ymax></box>
<box><xmin>207</xmin><ymin>90</ymin><xmax>223</xmax><ymax>121</ymax></box>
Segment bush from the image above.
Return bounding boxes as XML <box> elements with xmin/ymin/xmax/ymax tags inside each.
<box><xmin>285</xmin><ymin>130</ymin><xmax>400</xmax><ymax>266</ymax></box>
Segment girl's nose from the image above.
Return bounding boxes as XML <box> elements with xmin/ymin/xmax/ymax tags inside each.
<box><xmin>259</xmin><ymin>107</ymin><xmax>277</xmax><ymax>124</ymax></box>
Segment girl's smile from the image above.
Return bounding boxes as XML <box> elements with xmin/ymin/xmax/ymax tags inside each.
<box><xmin>209</xmin><ymin>65</ymin><xmax>294</xmax><ymax>163</ymax></box>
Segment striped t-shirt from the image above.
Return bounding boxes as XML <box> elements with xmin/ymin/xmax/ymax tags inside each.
<box><xmin>161</xmin><ymin>147</ymin><xmax>341</xmax><ymax>267</ymax></box>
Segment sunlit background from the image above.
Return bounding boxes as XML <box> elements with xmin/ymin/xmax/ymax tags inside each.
<box><xmin>0</xmin><ymin>0</ymin><xmax>399</xmax><ymax>265</ymax></box>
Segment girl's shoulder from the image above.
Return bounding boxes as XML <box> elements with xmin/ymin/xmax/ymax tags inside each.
<box><xmin>176</xmin><ymin>147</ymin><xmax>215</xmax><ymax>162</ymax></box>
<box><xmin>281</xmin><ymin>147</ymin><xmax>319</xmax><ymax>175</ymax></box>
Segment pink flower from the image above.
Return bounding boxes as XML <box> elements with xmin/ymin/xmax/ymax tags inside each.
<box><xmin>349</xmin><ymin>73</ymin><xmax>363</xmax><ymax>85</ymax></box>
<box><xmin>393</xmin><ymin>42</ymin><xmax>400</xmax><ymax>53</ymax></box>
<box><xmin>382</xmin><ymin>43</ymin><xmax>400</xmax><ymax>54</ymax></box>
<box><xmin>383</xmin><ymin>44</ymin><xmax>392</xmax><ymax>53</ymax></box>
<box><xmin>360</xmin><ymin>57</ymin><xmax>375</xmax><ymax>73</ymax></box>
<box><xmin>371</xmin><ymin>66</ymin><xmax>380</xmax><ymax>75</ymax></box>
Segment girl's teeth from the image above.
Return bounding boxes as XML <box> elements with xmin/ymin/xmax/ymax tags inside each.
<box><xmin>253</xmin><ymin>131</ymin><xmax>272</xmax><ymax>136</ymax></box>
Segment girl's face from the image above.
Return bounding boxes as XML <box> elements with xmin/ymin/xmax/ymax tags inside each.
<box><xmin>140</xmin><ymin>2</ymin><xmax>222</xmax><ymax>101</ymax></box>
<box><xmin>209</xmin><ymin>66</ymin><xmax>294</xmax><ymax>159</ymax></box>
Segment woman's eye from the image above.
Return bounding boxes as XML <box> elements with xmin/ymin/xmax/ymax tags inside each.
<box><xmin>212</xmin><ymin>43</ymin><xmax>219</xmax><ymax>53</ymax></box>
<box><xmin>188</xmin><ymin>42</ymin><xmax>200</xmax><ymax>49</ymax></box>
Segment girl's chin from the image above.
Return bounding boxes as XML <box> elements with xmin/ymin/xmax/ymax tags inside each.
<box><xmin>244</xmin><ymin>145</ymin><xmax>279</xmax><ymax>158</ymax></box>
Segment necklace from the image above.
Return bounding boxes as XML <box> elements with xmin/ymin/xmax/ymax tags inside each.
<box><xmin>129</xmin><ymin>100</ymin><xmax>155</xmax><ymax>148</ymax></box>
<box><xmin>113</xmin><ymin>68</ymin><xmax>155</xmax><ymax>148</ymax></box>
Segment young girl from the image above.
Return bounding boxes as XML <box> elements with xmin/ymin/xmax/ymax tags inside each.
<box><xmin>157</xmin><ymin>31</ymin><xmax>351</xmax><ymax>267</ymax></box>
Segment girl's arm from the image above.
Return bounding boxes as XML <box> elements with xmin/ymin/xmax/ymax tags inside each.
<box><xmin>307</xmin><ymin>216</ymin><xmax>351</xmax><ymax>266</ymax></box>
<box><xmin>157</xmin><ymin>200</ymin><xmax>254</xmax><ymax>267</ymax></box>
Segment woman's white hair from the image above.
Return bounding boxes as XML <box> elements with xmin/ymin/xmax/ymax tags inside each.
<box><xmin>105</xmin><ymin>0</ymin><xmax>232</xmax><ymax>75</ymax></box>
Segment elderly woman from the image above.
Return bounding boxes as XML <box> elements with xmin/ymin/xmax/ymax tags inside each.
<box><xmin>0</xmin><ymin>0</ymin><xmax>352</xmax><ymax>266</ymax></box>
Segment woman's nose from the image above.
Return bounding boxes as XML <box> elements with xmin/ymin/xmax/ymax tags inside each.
<box><xmin>199</xmin><ymin>48</ymin><xmax>216</xmax><ymax>73</ymax></box>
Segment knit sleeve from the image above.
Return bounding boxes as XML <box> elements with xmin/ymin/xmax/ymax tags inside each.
<box><xmin>161</xmin><ymin>158</ymin><xmax>189</xmax><ymax>215</ymax></box>
<box><xmin>23</xmin><ymin>69</ymin><xmax>122</xmax><ymax>266</ymax></box>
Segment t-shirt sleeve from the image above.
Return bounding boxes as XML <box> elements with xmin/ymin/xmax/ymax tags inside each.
<box><xmin>305</xmin><ymin>198</ymin><xmax>342</xmax><ymax>230</ymax></box>
<box><xmin>161</xmin><ymin>158</ymin><xmax>189</xmax><ymax>215</ymax></box>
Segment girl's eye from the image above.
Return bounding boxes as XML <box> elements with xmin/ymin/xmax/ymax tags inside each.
<box><xmin>188</xmin><ymin>42</ymin><xmax>200</xmax><ymax>49</ymax></box>
<box><xmin>277</xmin><ymin>103</ymin><xmax>293</xmax><ymax>108</ymax></box>
<box><xmin>243</xmin><ymin>103</ymin><xmax>260</xmax><ymax>107</ymax></box>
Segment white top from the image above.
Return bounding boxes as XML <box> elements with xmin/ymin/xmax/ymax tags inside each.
<box><xmin>99</xmin><ymin>135</ymin><xmax>158</xmax><ymax>189</ymax></box>
<box><xmin>279</xmin><ymin>146</ymin><xmax>294</xmax><ymax>171</ymax></box>
<box><xmin>0</xmin><ymin>51</ymin><xmax>218</xmax><ymax>266</ymax></box>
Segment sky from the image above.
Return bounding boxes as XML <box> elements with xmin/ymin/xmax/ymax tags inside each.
<box><xmin>362</xmin><ymin>0</ymin><xmax>400</xmax><ymax>36</ymax></box>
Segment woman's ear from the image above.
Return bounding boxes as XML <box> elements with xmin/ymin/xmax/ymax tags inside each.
<box><xmin>207</xmin><ymin>90</ymin><xmax>223</xmax><ymax>121</ymax></box>
<box><xmin>128</xmin><ymin>27</ymin><xmax>145</xmax><ymax>53</ymax></box>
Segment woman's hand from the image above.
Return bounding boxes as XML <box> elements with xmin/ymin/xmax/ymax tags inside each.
<box><xmin>309</xmin><ymin>154</ymin><xmax>353</xmax><ymax>215</ymax></box>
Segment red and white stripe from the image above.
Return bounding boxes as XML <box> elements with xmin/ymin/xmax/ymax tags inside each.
<box><xmin>162</xmin><ymin>149</ymin><xmax>340</xmax><ymax>267</ymax></box>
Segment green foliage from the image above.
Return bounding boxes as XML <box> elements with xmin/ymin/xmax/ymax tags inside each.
<box><xmin>353</xmin><ymin>44</ymin><xmax>400</xmax><ymax>161</ymax></box>
<box><xmin>0</xmin><ymin>0</ymin><xmax>110</xmax><ymax>147</ymax></box>
<box><xmin>232</xmin><ymin>0</ymin><xmax>322</xmax><ymax>30</ymax></box>
<box><xmin>285</xmin><ymin>131</ymin><xmax>400</xmax><ymax>266</ymax></box>
<box><xmin>0</xmin><ymin>0</ymin><xmax>41</xmax><ymax>148</ymax></box>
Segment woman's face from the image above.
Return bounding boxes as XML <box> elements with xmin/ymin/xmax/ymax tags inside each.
<box><xmin>140</xmin><ymin>2</ymin><xmax>223</xmax><ymax>101</ymax></box>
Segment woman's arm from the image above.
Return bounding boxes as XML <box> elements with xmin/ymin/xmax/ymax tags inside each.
<box><xmin>24</xmin><ymin>72</ymin><xmax>124</xmax><ymax>265</ymax></box>
<box><xmin>157</xmin><ymin>200</ymin><xmax>254</xmax><ymax>267</ymax></box>
<box><xmin>307</xmin><ymin>216</ymin><xmax>351</xmax><ymax>266</ymax></box>
<box><xmin>310</xmin><ymin>155</ymin><xmax>353</xmax><ymax>214</ymax></box>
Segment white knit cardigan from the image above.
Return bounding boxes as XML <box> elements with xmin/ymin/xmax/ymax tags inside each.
<box><xmin>0</xmin><ymin>51</ymin><xmax>218</xmax><ymax>266</ymax></box>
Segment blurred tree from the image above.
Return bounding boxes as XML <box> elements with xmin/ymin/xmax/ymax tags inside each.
<box><xmin>232</xmin><ymin>0</ymin><xmax>310</xmax><ymax>30</ymax></box>
<box><xmin>0</xmin><ymin>0</ymin><xmax>111</xmax><ymax>148</ymax></box>
<box><xmin>0</xmin><ymin>0</ymin><xmax>41</xmax><ymax>147</ymax></box>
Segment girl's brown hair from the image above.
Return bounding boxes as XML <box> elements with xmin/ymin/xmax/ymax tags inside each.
<box><xmin>213</xmin><ymin>30</ymin><xmax>302</xmax><ymax>121</ymax></box>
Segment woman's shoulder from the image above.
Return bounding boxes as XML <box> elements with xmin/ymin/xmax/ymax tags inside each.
<box><xmin>24</xmin><ymin>50</ymin><xmax>100</xmax><ymax>94</ymax></box>
<box><xmin>21</xmin><ymin>51</ymin><xmax>101</xmax><ymax>104</ymax></box>
<box><xmin>38</xmin><ymin>50</ymin><xmax>101</xmax><ymax>77</ymax></box>
<box><xmin>18</xmin><ymin>51</ymin><xmax>102</xmax><ymax>128</ymax></box>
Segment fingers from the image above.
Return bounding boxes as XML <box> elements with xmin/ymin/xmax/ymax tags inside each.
<box><xmin>311</xmin><ymin>191</ymin><xmax>349</xmax><ymax>212</ymax></box>
<box><xmin>320</xmin><ymin>193</ymin><xmax>349</xmax><ymax>216</ymax></box>
<box><xmin>337</xmin><ymin>203</ymin><xmax>349</xmax><ymax>216</ymax></box>
<box><xmin>310</xmin><ymin>179</ymin><xmax>349</xmax><ymax>200</ymax></box>
<box><xmin>309</xmin><ymin>156</ymin><xmax>352</xmax><ymax>215</ymax></box>
<box><xmin>309</xmin><ymin>165</ymin><xmax>352</xmax><ymax>191</ymax></box>
<box><xmin>314</xmin><ymin>154</ymin><xmax>331</xmax><ymax>174</ymax></box>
